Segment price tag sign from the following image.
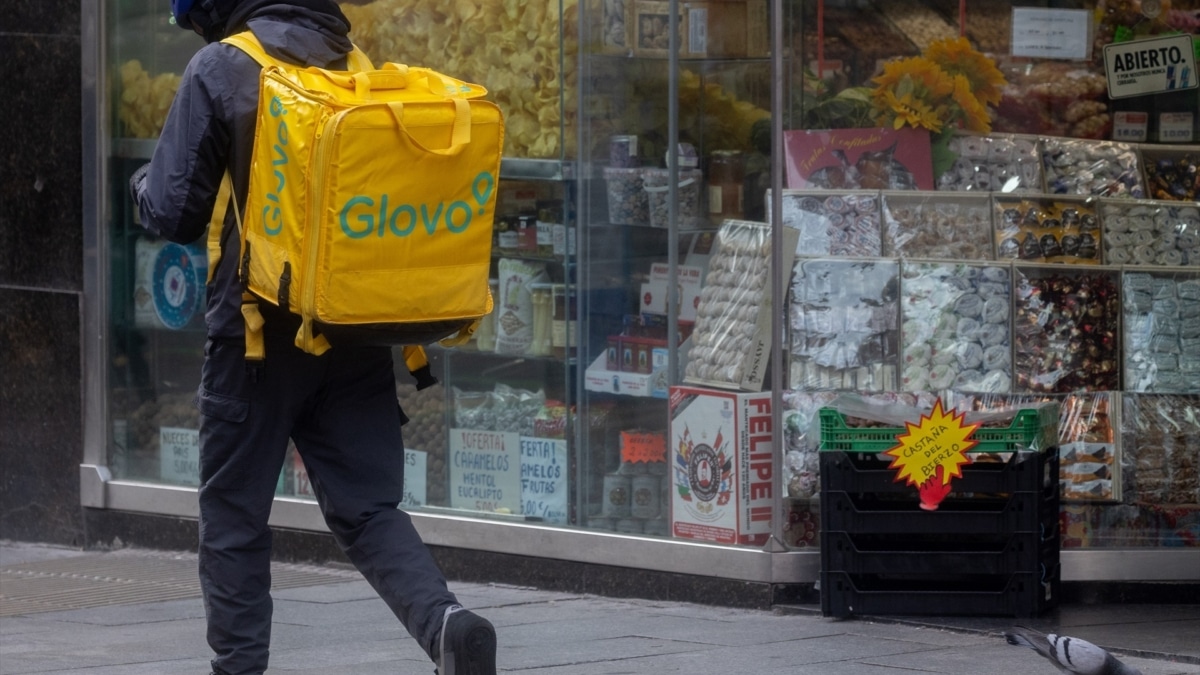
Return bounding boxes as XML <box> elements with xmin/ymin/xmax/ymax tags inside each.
<box><xmin>1011</xmin><ymin>8</ymin><xmax>1090</xmax><ymax>60</ymax></box>
<box><xmin>884</xmin><ymin>400</ymin><xmax>978</xmax><ymax>511</ymax></box>
<box><xmin>1160</xmin><ymin>112</ymin><xmax>1195</xmax><ymax>143</ymax></box>
<box><xmin>1113</xmin><ymin>111</ymin><xmax>1150</xmax><ymax>142</ymax></box>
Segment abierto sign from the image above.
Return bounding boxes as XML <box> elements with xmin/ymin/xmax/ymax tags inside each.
<box><xmin>1103</xmin><ymin>34</ymin><xmax>1197</xmax><ymax>99</ymax></box>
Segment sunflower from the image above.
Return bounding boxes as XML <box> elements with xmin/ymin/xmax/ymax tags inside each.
<box><xmin>924</xmin><ymin>37</ymin><xmax>1007</xmax><ymax>106</ymax></box>
<box><xmin>876</xmin><ymin>89</ymin><xmax>944</xmax><ymax>132</ymax></box>
<box><xmin>869</xmin><ymin>57</ymin><xmax>957</xmax><ymax>133</ymax></box>
<box><xmin>951</xmin><ymin>74</ymin><xmax>992</xmax><ymax>133</ymax></box>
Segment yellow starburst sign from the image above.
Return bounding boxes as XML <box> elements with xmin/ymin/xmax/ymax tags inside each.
<box><xmin>885</xmin><ymin>400</ymin><xmax>979</xmax><ymax>505</ymax></box>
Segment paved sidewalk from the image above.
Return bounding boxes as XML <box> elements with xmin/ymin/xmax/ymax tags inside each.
<box><xmin>2</xmin><ymin>541</ymin><xmax>1198</xmax><ymax>675</ymax></box>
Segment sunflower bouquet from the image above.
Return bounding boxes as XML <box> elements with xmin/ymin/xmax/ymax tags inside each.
<box><xmin>870</xmin><ymin>37</ymin><xmax>1007</xmax><ymax>134</ymax></box>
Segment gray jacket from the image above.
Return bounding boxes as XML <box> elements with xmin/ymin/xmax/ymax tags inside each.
<box><xmin>134</xmin><ymin>3</ymin><xmax>352</xmax><ymax>340</ymax></box>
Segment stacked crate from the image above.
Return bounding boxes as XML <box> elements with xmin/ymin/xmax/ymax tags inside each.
<box><xmin>818</xmin><ymin>405</ymin><xmax>1060</xmax><ymax>618</ymax></box>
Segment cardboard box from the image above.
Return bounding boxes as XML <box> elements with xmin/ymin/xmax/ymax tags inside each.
<box><xmin>669</xmin><ymin>386</ymin><xmax>773</xmax><ymax>545</ymax></box>
<box><xmin>585</xmin><ymin>351</ymin><xmax>670</xmax><ymax>398</ymax></box>
<box><xmin>640</xmin><ymin>263</ymin><xmax>703</xmax><ymax>321</ymax></box>
<box><xmin>632</xmin><ymin>0</ymin><xmax>766</xmax><ymax>59</ymax></box>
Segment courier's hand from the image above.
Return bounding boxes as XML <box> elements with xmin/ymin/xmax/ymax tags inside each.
<box><xmin>128</xmin><ymin>162</ymin><xmax>150</xmax><ymax>205</ymax></box>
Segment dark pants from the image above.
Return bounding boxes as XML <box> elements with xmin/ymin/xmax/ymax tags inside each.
<box><xmin>196</xmin><ymin>324</ymin><xmax>457</xmax><ymax>675</ymax></box>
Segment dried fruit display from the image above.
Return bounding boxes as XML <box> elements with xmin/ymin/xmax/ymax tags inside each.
<box><xmin>118</xmin><ymin>59</ymin><xmax>182</xmax><ymax>139</ymax></box>
<box><xmin>342</xmin><ymin>0</ymin><xmax>579</xmax><ymax>159</ymax></box>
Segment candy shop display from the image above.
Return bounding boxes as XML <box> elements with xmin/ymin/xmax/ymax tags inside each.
<box><xmin>1123</xmin><ymin>271</ymin><xmax>1200</xmax><ymax>394</ymax></box>
<box><xmin>1012</xmin><ymin>266</ymin><xmax>1122</xmax><ymax>394</ymax></box>
<box><xmin>947</xmin><ymin>391</ymin><xmax>1122</xmax><ymax>502</ymax></box>
<box><xmin>936</xmin><ymin>134</ymin><xmax>1043</xmax><ymax>194</ymax></box>
<box><xmin>773</xmin><ymin>190</ymin><xmax>882</xmax><ymax>257</ymax></box>
<box><xmin>900</xmin><ymin>262</ymin><xmax>1012</xmax><ymax>394</ymax></box>
<box><xmin>684</xmin><ymin>220</ymin><xmax>775</xmax><ymax>389</ymax></box>
<box><xmin>1101</xmin><ymin>199</ymin><xmax>1200</xmax><ymax>267</ymax></box>
<box><xmin>782</xmin><ymin>390</ymin><xmax>838</xmax><ymax>501</ymax></box>
<box><xmin>1141</xmin><ymin>148</ymin><xmax>1200</xmax><ymax>202</ymax></box>
<box><xmin>881</xmin><ymin>192</ymin><xmax>993</xmax><ymax>260</ymax></box>
<box><xmin>787</xmin><ymin>258</ymin><xmax>900</xmax><ymax>392</ymax></box>
<box><xmin>1123</xmin><ymin>395</ymin><xmax>1200</xmax><ymax>506</ymax></box>
<box><xmin>1058</xmin><ymin>393</ymin><xmax>1121</xmax><ymax>502</ymax></box>
<box><xmin>1041</xmin><ymin>139</ymin><xmax>1145</xmax><ymax>198</ymax></box>
<box><xmin>994</xmin><ymin>196</ymin><xmax>1102</xmax><ymax>264</ymax></box>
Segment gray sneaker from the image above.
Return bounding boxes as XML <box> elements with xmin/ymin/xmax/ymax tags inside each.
<box><xmin>435</xmin><ymin>605</ymin><xmax>496</xmax><ymax>675</ymax></box>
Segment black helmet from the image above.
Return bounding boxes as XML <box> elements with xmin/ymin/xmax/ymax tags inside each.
<box><xmin>171</xmin><ymin>0</ymin><xmax>242</xmax><ymax>42</ymax></box>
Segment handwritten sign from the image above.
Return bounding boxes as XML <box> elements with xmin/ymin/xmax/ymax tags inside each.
<box><xmin>159</xmin><ymin>426</ymin><xmax>200</xmax><ymax>486</ymax></box>
<box><xmin>449</xmin><ymin>429</ymin><xmax>522</xmax><ymax>514</ymax></box>
<box><xmin>520</xmin><ymin>437</ymin><xmax>567</xmax><ymax>523</ymax></box>
<box><xmin>621</xmin><ymin>430</ymin><xmax>667</xmax><ymax>464</ymax></box>
<box><xmin>1104</xmin><ymin>34</ymin><xmax>1198</xmax><ymax>99</ymax></box>
<box><xmin>884</xmin><ymin>400</ymin><xmax>978</xmax><ymax>511</ymax></box>
<box><xmin>1011</xmin><ymin>8</ymin><xmax>1090</xmax><ymax>60</ymax></box>
<box><xmin>401</xmin><ymin>449</ymin><xmax>428</xmax><ymax>508</ymax></box>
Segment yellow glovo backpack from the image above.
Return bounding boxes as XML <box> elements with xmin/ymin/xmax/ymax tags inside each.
<box><xmin>220</xmin><ymin>32</ymin><xmax>503</xmax><ymax>365</ymax></box>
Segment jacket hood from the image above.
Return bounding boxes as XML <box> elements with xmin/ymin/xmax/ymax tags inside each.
<box><xmin>195</xmin><ymin>0</ymin><xmax>352</xmax><ymax>63</ymax></box>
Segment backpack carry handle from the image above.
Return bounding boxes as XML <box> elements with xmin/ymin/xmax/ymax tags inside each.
<box><xmin>386</xmin><ymin>99</ymin><xmax>472</xmax><ymax>156</ymax></box>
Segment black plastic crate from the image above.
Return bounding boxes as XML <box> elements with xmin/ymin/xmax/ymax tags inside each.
<box><xmin>822</xmin><ymin>489</ymin><xmax>1058</xmax><ymax>536</ymax></box>
<box><xmin>820</xmin><ymin>449</ymin><xmax>1058</xmax><ymax>497</ymax></box>
<box><xmin>821</xmin><ymin>566</ymin><xmax>1060</xmax><ymax>618</ymax></box>
<box><xmin>822</xmin><ymin>530</ymin><xmax>1059</xmax><ymax>577</ymax></box>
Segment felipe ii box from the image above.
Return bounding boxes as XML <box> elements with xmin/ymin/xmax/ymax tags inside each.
<box><xmin>668</xmin><ymin>385</ymin><xmax>773</xmax><ymax>545</ymax></box>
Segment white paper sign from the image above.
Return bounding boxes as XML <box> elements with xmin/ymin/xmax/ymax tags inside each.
<box><xmin>519</xmin><ymin>437</ymin><xmax>567</xmax><ymax>523</ymax></box>
<box><xmin>159</xmin><ymin>426</ymin><xmax>200</xmax><ymax>486</ymax></box>
<box><xmin>1011</xmin><ymin>8</ymin><xmax>1090</xmax><ymax>60</ymax></box>
<box><xmin>1113</xmin><ymin>111</ymin><xmax>1150</xmax><ymax>142</ymax></box>
<box><xmin>402</xmin><ymin>449</ymin><xmax>428</xmax><ymax>508</ymax></box>
<box><xmin>1160</xmin><ymin>112</ymin><xmax>1195</xmax><ymax>143</ymax></box>
<box><xmin>449</xmin><ymin>429</ymin><xmax>522</xmax><ymax>513</ymax></box>
<box><xmin>1104</xmin><ymin>34</ymin><xmax>1198</xmax><ymax>99</ymax></box>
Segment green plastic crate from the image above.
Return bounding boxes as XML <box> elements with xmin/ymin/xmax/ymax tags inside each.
<box><xmin>818</xmin><ymin>405</ymin><xmax>1058</xmax><ymax>454</ymax></box>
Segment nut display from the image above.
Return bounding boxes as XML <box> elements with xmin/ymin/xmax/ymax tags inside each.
<box><xmin>604</xmin><ymin>167</ymin><xmax>649</xmax><ymax>225</ymax></box>
<box><xmin>1102</xmin><ymin>200</ymin><xmax>1200</xmax><ymax>266</ymax></box>
<box><xmin>882</xmin><ymin>192</ymin><xmax>992</xmax><ymax>260</ymax></box>
<box><xmin>993</xmin><ymin>64</ymin><xmax>1109</xmax><ymax>139</ymax></box>
<box><xmin>901</xmin><ymin>262</ymin><xmax>1012</xmax><ymax>394</ymax></box>
<box><xmin>397</xmin><ymin>382</ymin><xmax>448</xmax><ymax>505</ymax></box>
<box><xmin>937</xmin><ymin>134</ymin><xmax>1043</xmax><ymax>193</ymax></box>
<box><xmin>788</xmin><ymin>258</ymin><xmax>899</xmax><ymax>392</ymax></box>
<box><xmin>1013</xmin><ymin>267</ymin><xmax>1121</xmax><ymax>393</ymax></box>
<box><xmin>1041</xmin><ymin>139</ymin><xmax>1145</xmax><ymax>198</ymax></box>
<box><xmin>995</xmin><ymin>197</ymin><xmax>1102</xmax><ymax>265</ymax></box>
<box><xmin>1124</xmin><ymin>271</ymin><xmax>1200</xmax><ymax>394</ymax></box>
<box><xmin>685</xmin><ymin>220</ymin><xmax>772</xmax><ymax>387</ymax></box>
<box><xmin>877</xmin><ymin>0</ymin><xmax>958</xmax><ymax>50</ymax></box>
<box><xmin>778</xmin><ymin>190</ymin><xmax>882</xmax><ymax>257</ymax></box>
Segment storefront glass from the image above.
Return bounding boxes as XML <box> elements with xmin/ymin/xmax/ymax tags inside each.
<box><xmin>98</xmin><ymin>0</ymin><xmax>1198</xmax><ymax>564</ymax></box>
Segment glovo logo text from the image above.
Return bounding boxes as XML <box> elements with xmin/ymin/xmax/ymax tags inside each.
<box><xmin>261</xmin><ymin>95</ymin><xmax>289</xmax><ymax>236</ymax></box>
<box><xmin>338</xmin><ymin>172</ymin><xmax>496</xmax><ymax>239</ymax></box>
